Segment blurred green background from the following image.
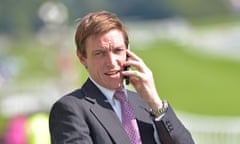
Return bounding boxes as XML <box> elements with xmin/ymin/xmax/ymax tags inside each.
<box><xmin>0</xmin><ymin>0</ymin><xmax>240</xmax><ymax>143</ymax></box>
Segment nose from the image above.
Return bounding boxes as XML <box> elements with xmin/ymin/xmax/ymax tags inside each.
<box><xmin>106</xmin><ymin>52</ymin><xmax>118</xmax><ymax>68</ymax></box>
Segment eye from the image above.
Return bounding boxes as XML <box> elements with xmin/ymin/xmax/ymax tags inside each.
<box><xmin>94</xmin><ymin>51</ymin><xmax>102</xmax><ymax>56</ymax></box>
<box><xmin>114</xmin><ymin>48</ymin><xmax>125</xmax><ymax>54</ymax></box>
<box><xmin>94</xmin><ymin>50</ymin><xmax>104</xmax><ymax>57</ymax></box>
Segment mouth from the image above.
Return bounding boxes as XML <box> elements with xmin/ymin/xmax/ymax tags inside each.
<box><xmin>104</xmin><ymin>70</ymin><xmax>121</xmax><ymax>76</ymax></box>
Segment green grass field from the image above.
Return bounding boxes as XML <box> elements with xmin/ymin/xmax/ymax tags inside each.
<box><xmin>131</xmin><ymin>41</ymin><xmax>240</xmax><ymax>116</ymax></box>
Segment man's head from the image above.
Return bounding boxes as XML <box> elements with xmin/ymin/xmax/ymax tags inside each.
<box><xmin>75</xmin><ymin>11</ymin><xmax>129</xmax><ymax>58</ymax></box>
<box><xmin>75</xmin><ymin>11</ymin><xmax>129</xmax><ymax>90</ymax></box>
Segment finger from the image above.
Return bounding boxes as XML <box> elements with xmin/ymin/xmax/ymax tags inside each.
<box><xmin>122</xmin><ymin>70</ymin><xmax>143</xmax><ymax>80</ymax></box>
<box><xmin>126</xmin><ymin>50</ymin><xmax>141</xmax><ymax>61</ymax></box>
<box><xmin>124</xmin><ymin>59</ymin><xmax>147</xmax><ymax>73</ymax></box>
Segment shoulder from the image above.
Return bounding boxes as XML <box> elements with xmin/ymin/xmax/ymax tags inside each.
<box><xmin>57</xmin><ymin>88</ymin><xmax>84</xmax><ymax>104</ymax></box>
<box><xmin>50</xmin><ymin>88</ymin><xmax>88</xmax><ymax>113</ymax></box>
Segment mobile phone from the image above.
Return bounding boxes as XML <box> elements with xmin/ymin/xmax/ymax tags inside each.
<box><xmin>124</xmin><ymin>44</ymin><xmax>130</xmax><ymax>85</ymax></box>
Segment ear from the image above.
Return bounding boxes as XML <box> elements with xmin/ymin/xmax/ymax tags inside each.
<box><xmin>77</xmin><ymin>50</ymin><xmax>87</xmax><ymax>67</ymax></box>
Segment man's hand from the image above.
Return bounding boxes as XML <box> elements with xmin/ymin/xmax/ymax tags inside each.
<box><xmin>122</xmin><ymin>50</ymin><xmax>163</xmax><ymax>110</ymax></box>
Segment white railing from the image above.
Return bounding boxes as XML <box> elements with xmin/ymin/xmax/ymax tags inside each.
<box><xmin>177</xmin><ymin>112</ymin><xmax>240</xmax><ymax>144</ymax></box>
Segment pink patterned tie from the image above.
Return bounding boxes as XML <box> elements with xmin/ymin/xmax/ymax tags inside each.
<box><xmin>114</xmin><ymin>91</ymin><xmax>142</xmax><ymax>144</ymax></box>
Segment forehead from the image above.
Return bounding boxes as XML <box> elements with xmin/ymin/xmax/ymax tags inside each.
<box><xmin>87</xmin><ymin>29</ymin><xmax>125</xmax><ymax>48</ymax></box>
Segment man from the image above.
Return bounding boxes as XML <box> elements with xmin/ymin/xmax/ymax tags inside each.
<box><xmin>49</xmin><ymin>11</ymin><xmax>194</xmax><ymax>144</ymax></box>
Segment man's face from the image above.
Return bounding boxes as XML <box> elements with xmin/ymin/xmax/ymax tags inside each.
<box><xmin>78</xmin><ymin>29</ymin><xmax>127</xmax><ymax>90</ymax></box>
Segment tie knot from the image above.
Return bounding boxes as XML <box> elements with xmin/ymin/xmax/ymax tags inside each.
<box><xmin>114</xmin><ymin>91</ymin><xmax>127</xmax><ymax>103</ymax></box>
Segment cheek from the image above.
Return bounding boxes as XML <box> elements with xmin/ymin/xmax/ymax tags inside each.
<box><xmin>89</xmin><ymin>60</ymin><xmax>104</xmax><ymax>71</ymax></box>
<box><xmin>117</xmin><ymin>56</ymin><xmax>126</xmax><ymax>66</ymax></box>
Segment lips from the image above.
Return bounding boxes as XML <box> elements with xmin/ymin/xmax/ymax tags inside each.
<box><xmin>104</xmin><ymin>70</ymin><xmax>121</xmax><ymax>76</ymax></box>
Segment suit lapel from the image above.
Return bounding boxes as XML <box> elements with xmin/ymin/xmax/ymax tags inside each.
<box><xmin>82</xmin><ymin>79</ymin><xmax>131</xmax><ymax>144</ymax></box>
<box><xmin>90</xmin><ymin>103</ymin><xmax>131</xmax><ymax>144</ymax></box>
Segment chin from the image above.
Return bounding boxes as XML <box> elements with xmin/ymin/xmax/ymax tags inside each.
<box><xmin>107</xmin><ymin>83</ymin><xmax>123</xmax><ymax>90</ymax></box>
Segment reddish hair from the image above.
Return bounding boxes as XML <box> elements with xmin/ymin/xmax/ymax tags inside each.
<box><xmin>75</xmin><ymin>11</ymin><xmax>129</xmax><ymax>57</ymax></box>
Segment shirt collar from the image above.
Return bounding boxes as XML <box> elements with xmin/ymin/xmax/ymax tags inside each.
<box><xmin>89</xmin><ymin>77</ymin><xmax>128</xmax><ymax>103</ymax></box>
